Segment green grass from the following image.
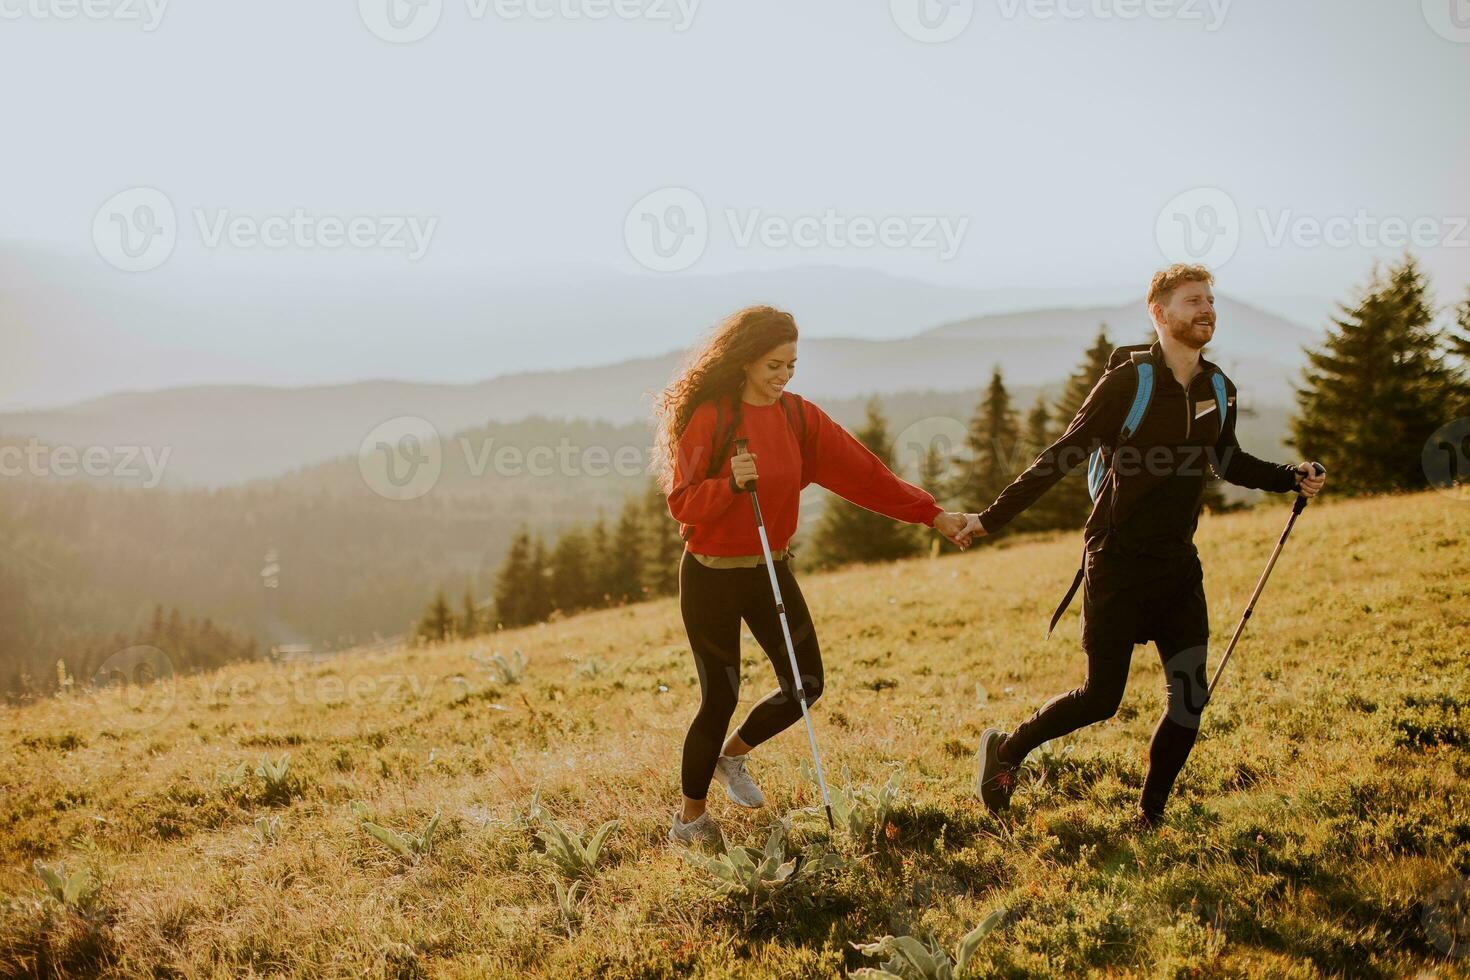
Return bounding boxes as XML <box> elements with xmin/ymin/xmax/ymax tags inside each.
<box><xmin>2</xmin><ymin>491</ymin><xmax>1468</xmax><ymax>978</ymax></box>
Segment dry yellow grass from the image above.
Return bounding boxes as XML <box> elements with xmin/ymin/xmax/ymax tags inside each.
<box><xmin>2</xmin><ymin>491</ymin><xmax>1468</xmax><ymax>978</ymax></box>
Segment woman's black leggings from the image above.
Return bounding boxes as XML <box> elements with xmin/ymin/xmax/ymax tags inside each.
<box><xmin>678</xmin><ymin>549</ymin><xmax>824</xmax><ymax>800</ymax></box>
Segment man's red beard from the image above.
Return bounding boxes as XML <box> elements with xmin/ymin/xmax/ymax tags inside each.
<box><xmin>1165</xmin><ymin>315</ymin><xmax>1215</xmax><ymax>350</ymax></box>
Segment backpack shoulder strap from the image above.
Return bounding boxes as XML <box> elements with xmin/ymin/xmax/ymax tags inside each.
<box><xmin>779</xmin><ymin>391</ymin><xmax>808</xmax><ymax>449</ymax></box>
<box><xmin>1120</xmin><ymin>352</ymin><xmax>1155</xmax><ymax>442</ymax></box>
<box><xmin>705</xmin><ymin>394</ymin><xmax>739</xmax><ymax>479</ymax></box>
<box><xmin>1085</xmin><ymin>359</ymin><xmax>1154</xmax><ymax>501</ymax></box>
<box><xmin>1209</xmin><ymin>370</ymin><xmax>1230</xmax><ymax>432</ymax></box>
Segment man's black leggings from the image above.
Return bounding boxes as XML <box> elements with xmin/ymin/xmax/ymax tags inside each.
<box><xmin>678</xmin><ymin>549</ymin><xmax>824</xmax><ymax>801</ymax></box>
<box><xmin>1000</xmin><ymin>548</ymin><xmax>1212</xmax><ymax>815</ymax></box>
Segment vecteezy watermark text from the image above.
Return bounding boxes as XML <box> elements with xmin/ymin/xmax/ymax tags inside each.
<box><xmin>1156</xmin><ymin>187</ymin><xmax>1469</xmax><ymax>268</ymax></box>
<box><xmin>358</xmin><ymin>0</ymin><xmax>700</xmax><ymax>43</ymax></box>
<box><xmin>0</xmin><ymin>0</ymin><xmax>168</xmax><ymax>30</ymax></box>
<box><xmin>624</xmin><ymin>187</ymin><xmax>969</xmax><ymax>273</ymax></box>
<box><xmin>0</xmin><ymin>438</ymin><xmax>170</xmax><ymax>488</ymax></box>
<box><xmin>93</xmin><ymin>187</ymin><xmax>438</xmax><ymax>272</ymax></box>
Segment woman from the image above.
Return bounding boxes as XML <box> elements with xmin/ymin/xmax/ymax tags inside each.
<box><xmin>652</xmin><ymin>306</ymin><xmax>972</xmax><ymax>849</ymax></box>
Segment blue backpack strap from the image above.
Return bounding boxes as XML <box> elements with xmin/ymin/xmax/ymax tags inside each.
<box><xmin>1062</xmin><ymin>357</ymin><xmax>1156</xmax><ymax>638</ymax></box>
<box><xmin>1121</xmin><ymin>361</ymin><xmax>1155</xmax><ymax>440</ymax></box>
<box><xmin>1210</xmin><ymin>371</ymin><xmax>1229</xmax><ymax>433</ymax></box>
<box><xmin>1086</xmin><ymin>358</ymin><xmax>1155</xmax><ymax>502</ymax></box>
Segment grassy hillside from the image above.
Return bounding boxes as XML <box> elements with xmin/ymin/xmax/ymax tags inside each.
<box><xmin>2</xmin><ymin>492</ymin><xmax>1467</xmax><ymax>978</ymax></box>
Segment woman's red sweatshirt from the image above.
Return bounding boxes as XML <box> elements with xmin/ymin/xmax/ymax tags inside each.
<box><xmin>667</xmin><ymin>393</ymin><xmax>943</xmax><ymax>555</ymax></box>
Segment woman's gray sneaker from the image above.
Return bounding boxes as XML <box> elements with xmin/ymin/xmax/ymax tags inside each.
<box><xmin>713</xmin><ymin>754</ymin><xmax>766</xmax><ymax>808</ymax></box>
<box><xmin>668</xmin><ymin>810</ymin><xmax>725</xmax><ymax>851</ymax></box>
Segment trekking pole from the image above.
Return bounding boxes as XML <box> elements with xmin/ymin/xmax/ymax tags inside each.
<box><xmin>735</xmin><ymin>438</ymin><xmax>835</xmax><ymax>829</ymax></box>
<box><xmin>1208</xmin><ymin>463</ymin><xmax>1325</xmax><ymax>698</ymax></box>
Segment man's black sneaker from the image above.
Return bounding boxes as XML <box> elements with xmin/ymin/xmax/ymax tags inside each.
<box><xmin>976</xmin><ymin>728</ymin><xmax>1018</xmax><ymax>813</ymax></box>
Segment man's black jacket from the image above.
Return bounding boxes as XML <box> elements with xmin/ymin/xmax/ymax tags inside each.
<box><xmin>977</xmin><ymin>341</ymin><xmax>1301</xmax><ymax>557</ymax></box>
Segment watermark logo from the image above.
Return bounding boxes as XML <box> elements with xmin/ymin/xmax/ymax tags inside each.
<box><xmin>0</xmin><ymin>438</ymin><xmax>171</xmax><ymax>488</ymax></box>
<box><xmin>1155</xmin><ymin>186</ymin><xmax>1240</xmax><ymax>268</ymax></box>
<box><xmin>359</xmin><ymin>416</ymin><xmax>444</xmax><ymax>500</ymax></box>
<box><xmin>359</xmin><ymin>0</ymin><xmax>699</xmax><ymax>41</ymax></box>
<box><xmin>994</xmin><ymin>0</ymin><xmax>1231</xmax><ymax>31</ymax></box>
<box><xmin>625</xmin><ymin>186</ymin><xmax>970</xmax><ymax>272</ymax></box>
<box><xmin>1423</xmin><ymin>418</ymin><xmax>1470</xmax><ymax>502</ymax></box>
<box><xmin>893</xmin><ymin>414</ymin><xmax>970</xmax><ymax>484</ymax></box>
<box><xmin>92</xmin><ymin>189</ymin><xmax>438</xmax><ymax>271</ymax></box>
<box><xmin>1423</xmin><ymin>0</ymin><xmax>1470</xmax><ymax>43</ymax></box>
<box><xmin>0</xmin><ymin>0</ymin><xmax>169</xmax><ymax>30</ymax></box>
<box><xmin>359</xmin><ymin>0</ymin><xmax>443</xmax><ymax>42</ymax></box>
<box><xmin>90</xmin><ymin>645</ymin><xmax>177</xmax><ymax>730</ymax></box>
<box><xmin>93</xmin><ymin>187</ymin><xmax>177</xmax><ymax>273</ymax></box>
<box><xmin>890</xmin><ymin>0</ymin><xmax>974</xmax><ymax>43</ymax></box>
<box><xmin>1424</xmin><ymin>874</ymin><xmax>1469</xmax><ymax>958</ymax></box>
<box><xmin>1161</xmin><ymin>644</ymin><xmax>1209</xmax><ymax>730</ymax></box>
<box><xmin>1257</xmin><ymin>209</ymin><xmax>1468</xmax><ymax>250</ymax></box>
<box><xmin>624</xmin><ymin>187</ymin><xmax>708</xmax><ymax>273</ymax></box>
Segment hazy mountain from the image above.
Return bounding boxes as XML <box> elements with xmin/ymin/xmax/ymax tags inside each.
<box><xmin>2</xmin><ymin>243</ymin><xmax>1127</xmax><ymax>412</ymax></box>
<box><xmin>0</xmin><ymin>281</ymin><xmax>1312</xmax><ymax>487</ymax></box>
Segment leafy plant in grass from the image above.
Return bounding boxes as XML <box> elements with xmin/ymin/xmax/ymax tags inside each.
<box><xmin>682</xmin><ymin>821</ymin><xmax>852</xmax><ymax>913</ymax></box>
<box><xmin>849</xmin><ymin>908</ymin><xmax>1007</xmax><ymax>979</ymax></box>
<box><xmin>254</xmin><ymin>752</ymin><xmax>295</xmax><ymax>803</ymax></box>
<box><xmin>253</xmin><ymin>815</ymin><xmax>281</xmax><ymax>845</ymax></box>
<box><xmin>550</xmin><ymin>878</ymin><xmax>586</xmax><ymax>936</ymax></box>
<box><xmin>360</xmin><ymin>810</ymin><xmax>441</xmax><ymax>865</ymax></box>
<box><xmin>534</xmin><ymin>812</ymin><xmax>618</xmax><ymax>880</ymax></box>
<box><xmin>32</xmin><ymin>861</ymin><xmax>101</xmax><ymax>917</ymax></box>
<box><xmin>217</xmin><ymin>761</ymin><xmax>249</xmax><ymax>791</ymax></box>
<box><xmin>473</xmin><ymin>648</ymin><xmax>527</xmax><ymax>685</ymax></box>
<box><xmin>573</xmin><ymin>658</ymin><xmax>606</xmax><ymax>681</ymax></box>
<box><xmin>799</xmin><ymin>763</ymin><xmax>904</xmax><ymax>845</ymax></box>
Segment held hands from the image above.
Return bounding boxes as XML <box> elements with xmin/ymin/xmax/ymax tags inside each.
<box><xmin>934</xmin><ymin>511</ymin><xmax>988</xmax><ymax>550</ymax></box>
<box><xmin>730</xmin><ymin>450</ymin><xmax>758</xmax><ymax>489</ymax></box>
<box><xmin>1294</xmin><ymin>462</ymin><xmax>1327</xmax><ymax>498</ymax></box>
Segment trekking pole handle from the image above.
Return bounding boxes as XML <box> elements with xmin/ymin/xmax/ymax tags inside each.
<box><xmin>734</xmin><ymin>438</ymin><xmax>757</xmax><ymax>494</ymax></box>
<box><xmin>1293</xmin><ymin>462</ymin><xmax>1325</xmax><ymax>515</ymax></box>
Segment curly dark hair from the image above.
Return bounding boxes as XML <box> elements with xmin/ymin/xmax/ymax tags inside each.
<box><xmin>652</xmin><ymin>306</ymin><xmax>798</xmax><ymax>494</ymax></box>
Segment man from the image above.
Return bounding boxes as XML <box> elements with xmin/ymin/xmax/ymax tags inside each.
<box><xmin>955</xmin><ymin>263</ymin><xmax>1327</xmax><ymax>828</ymax></box>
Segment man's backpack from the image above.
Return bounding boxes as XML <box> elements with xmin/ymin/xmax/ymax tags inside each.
<box><xmin>1047</xmin><ymin>344</ymin><xmax>1231</xmax><ymax>637</ymax></box>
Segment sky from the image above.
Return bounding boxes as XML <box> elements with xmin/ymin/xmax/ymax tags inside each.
<box><xmin>1</xmin><ymin>0</ymin><xmax>1467</xmax><ymax>406</ymax></box>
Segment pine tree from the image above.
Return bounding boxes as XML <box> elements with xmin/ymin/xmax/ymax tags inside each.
<box><xmin>810</xmin><ymin>398</ymin><xmax>925</xmax><ymax>569</ymax></box>
<box><xmin>1015</xmin><ymin>394</ymin><xmax>1062</xmax><ymax>533</ymax></box>
<box><xmin>1048</xmin><ymin>325</ymin><xmax>1115</xmax><ymax>528</ymax></box>
<box><xmin>493</xmin><ymin>527</ymin><xmax>534</xmax><ymax>627</ymax></box>
<box><xmin>640</xmin><ymin>479</ymin><xmax>684</xmax><ymax>598</ymax></box>
<box><xmin>1292</xmin><ymin>255</ymin><xmax>1460</xmax><ymax>495</ymax></box>
<box><xmin>549</xmin><ymin>527</ymin><xmax>593</xmax><ymax>614</ymax></box>
<box><xmin>1452</xmin><ymin>289</ymin><xmax>1470</xmax><ymax>416</ymax></box>
<box><xmin>918</xmin><ymin>441</ymin><xmax>951</xmax><ymax>508</ymax></box>
<box><xmin>606</xmin><ymin>499</ymin><xmax>646</xmax><ymax>604</ymax></box>
<box><xmin>586</xmin><ymin>511</ymin><xmax>613</xmax><ymax>607</ymax></box>
<box><xmin>459</xmin><ymin>587</ymin><xmax>482</xmax><ymax>639</ymax></box>
<box><xmin>958</xmin><ymin>369</ymin><xmax>1022</xmax><ymax>519</ymax></box>
<box><xmin>526</xmin><ymin>535</ymin><xmax>553</xmax><ymax>623</ymax></box>
<box><xmin>417</xmin><ymin>590</ymin><xmax>454</xmax><ymax>644</ymax></box>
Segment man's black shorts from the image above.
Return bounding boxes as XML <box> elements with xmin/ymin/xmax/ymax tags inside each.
<box><xmin>1081</xmin><ymin>548</ymin><xmax>1209</xmax><ymax>653</ymax></box>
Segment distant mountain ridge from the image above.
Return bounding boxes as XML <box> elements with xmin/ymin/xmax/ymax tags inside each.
<box><xmin>0</xmin><ymin>294</ymin><xmax>1312</xmax><ymax>488</ymax></box>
